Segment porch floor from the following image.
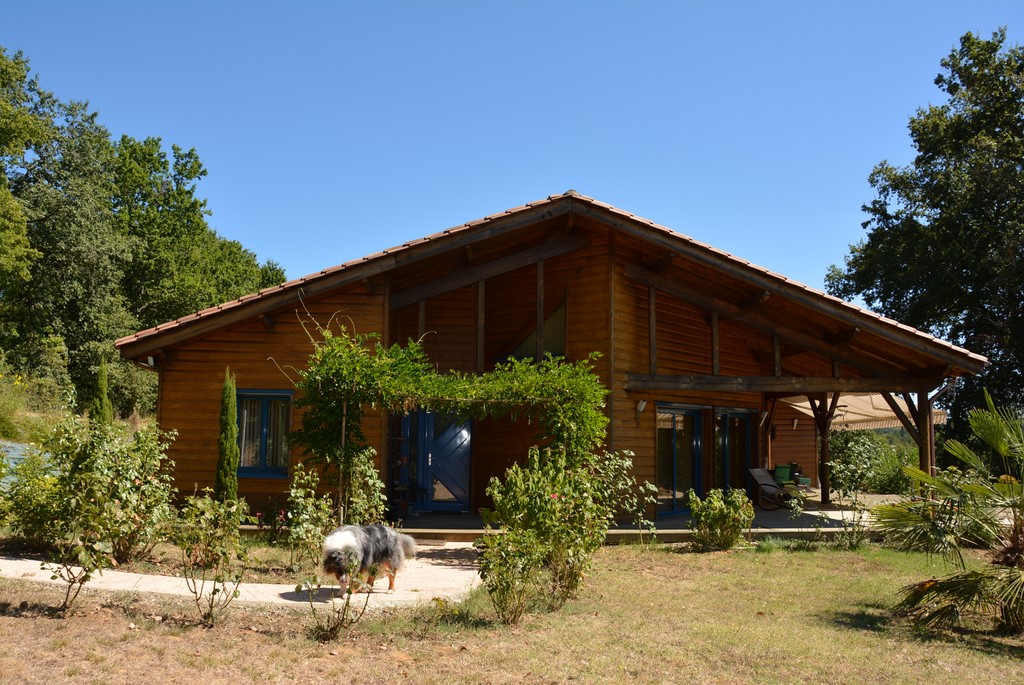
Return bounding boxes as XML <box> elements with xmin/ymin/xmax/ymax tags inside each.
<box><xmin>399</xmin><ymin>490</ymin><xmax>887</xmax><ymax>544</ymax></box>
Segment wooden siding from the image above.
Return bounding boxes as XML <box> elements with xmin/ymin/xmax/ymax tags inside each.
<box><xmin>470</xmin><ymin>415</ymin><xmax>542</xmax><ymax>512</ymax></box>
<box><xmin>156</xmin><ymin>287</ymin><xmax>386</xmax><ymax>507</ymax></box>
<box><xmin>391</xmin><ymin>284</ymin><xmax>478</xmax><ymax>373</ymax></box>
<box><xmin>767</xmin><ymin>402</ymin><xmax>820</xmax><ymax>486</ymax></box>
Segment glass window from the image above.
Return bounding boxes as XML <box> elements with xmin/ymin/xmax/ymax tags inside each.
<box><xmin>237</xmin><ymin>391</ymin><xmax>292</xmax><ymax>477</ymax></box>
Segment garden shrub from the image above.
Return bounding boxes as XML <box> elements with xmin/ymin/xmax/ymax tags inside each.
<box><xmin>287</xmin><ymin>462</ymin><xmax>336</xmax><ymax>572</ymax></box>
<box><xmin>478</xmin><ymin>528</ymin><xmax>545</xmax><ymax>625</ymax></box>
<box><xmin>343</xmin><ymin>447</ymin><xmax>387</xmax><ymax>525</ymax></box>
<box><xmin>482</xmin><ymin>447</ymin><xmax>654</xmax><ymax>615</ymax></box>
<box><xmin>42</xmin><ymin>419</ymin><xmax>176</xmax><ymax>563</ymax></box>
<box><xmin>867</xmin><ymin>442</ymin><xmax>914</xmax><ymax>494</ymax></box>
<box><xmin>687</xmin><ymin>488</ymin><xmax>754</xmax><ymax>551</ymax></box>
<box><xmin>4</xmin><ymin>418</ymin><xmax>176</xmax><ymax>613</ymax></box>
<box><xmin>6</xmin><ymin>448</ymin><xmax>63</xmax><ymax>546</ymax></box>
<box><xmin>170</xmin><ymin>491</ymin><xmax>251</xmax><ymax>626</ymax></box>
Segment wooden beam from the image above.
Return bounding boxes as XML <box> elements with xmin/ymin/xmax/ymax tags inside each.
<box><xmin>827</xmin><ymin>327</ymin><xmax>859</xmax><ymax>345</ymax></box>
<box><xmin>585</xmin><ymin>202</ymin><xmax>987</xmax><ymax>373</ymax></box>
<box><xmin>536</xmin><ymin>259</ymin><xmax>544</xmax><ymax>362</ymax></box>
<box><xmin>392</xmin><ymin>233</ymin><xmax>589</xmax><ymax>310</ymax></box>
<box><xmin>880</xmin><ymin>392</ymin><xmax>921</xmax><ymax>443</ymax></box>
<box><xmin>742</xmin><ymin>290</ymin><xmax>771</xmax><ymax>309</ymax></box>
<box><xmin>773</xmin><ymin>335</ymin><xmax>781</xmax><ymax>377</ymax></box>
<box><xmin>648</xmin><ymin>286</ymin><xmax>657</xmax><ymax>374</ymax></box>
<box><xmin>625</xmin><ymin>373</ymin><xmax>945</xmax><ymax>393</ymax></box>
<box><xmin>624</xmin><ymin>262</ymin><xmax>910</xmax><ymax>378</ymax></box>
<box><xmin>259</xmin><ymin>313</ymin><xmax>274</xmax><ymax>330</ymax></box>
<box><xmin>711</xmin><ymin>311</ymin><xmax>720</xmax><ymax>375</ymax></box>
<box><xmin>653</xmin><ymin>252</ymin><xmax>675</xmax><ymax>273</ymax></box>
<box><xmin>807</xmin><ymin>393</ymin><xmax>841</xmax><ymax>505</ymax></box>
<box><xmin>477</xmin><ymin>279</ymin><xmax>485</xmax><ymax>373</ymax></box>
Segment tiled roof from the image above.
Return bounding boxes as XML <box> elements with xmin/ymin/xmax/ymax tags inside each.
<box><xmin>114</xmin><ymin>191</ymin><xmax>988</xmax><ymax>369</ymax></box>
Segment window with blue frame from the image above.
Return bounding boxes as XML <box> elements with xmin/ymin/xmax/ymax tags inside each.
<box><xmin>238</xmin><ymin>390</ymin><xmax>292</xmax><ymax>477</ymax></box>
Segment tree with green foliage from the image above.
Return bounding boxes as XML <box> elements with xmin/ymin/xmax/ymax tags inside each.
<box><xmin>826</xmin><ymin>29</ymin><xmax>1024</xmax><ymax>436</ymax></box>
<box><xmin>89</xmin><ymin>358</ymin><xmax>114</xmax><ymax>424</ymax></box>
<box><xmin>874</xmin><ymin>391</ymin><xmax>1024</xmax><ymax>633</ymax></box>
<box><xmin>0</xmin><ymin>47</ymin><xmax>46</xmax><ymax>300</ymax></box>
<box><xmin>214</xmin><ymin>367</ymin><xmax>240</xmax><ymax>502</ymax></box>
<box><xmin>0</xmin><ymin>44</ymin><xmax>286</xmax><ymax>417</ymax></box>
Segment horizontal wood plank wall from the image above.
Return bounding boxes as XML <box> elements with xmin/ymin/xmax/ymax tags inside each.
<box><xmin>561</xmin><ymin>234</ymin><xmax>612</xmax><ymax>385</ymax></box>
<box><xmin>768</xmin><ymin>402</ymin><xmax>820</xmax><ymax>486</ymax></box>
<box><xmin>157</xmin><ymin>287</ymin><xmax>386</xmax><ymax>506</ymax></box>
<box><xmin>611</xmin><ymin>244</ymin><xmax>774</xmax><ymax>496</ymax></box>
<box><xmin>389</xmin><ymin>285</ymin><xmax>478</xmax><ymax>373</ymax></box>
<box><xmin>470</xmin><ymin>235</ymin><xmax>613</xmax><ymax>509</ymax></box>
<box><xmin>471</xmin><ymin>414</ymin><xmax>542</xmax><ymax>512</ymax></box>
<box><xmin>610</xmin><ymin>247</ymin><xmax>656</xmax><ymax>487</ymax></box>
<box><xmin>483</xmin><ymin>265</ymin><xmax>537</xmax><ymax>364</ymax></box>
<box><xmin>424</xmin><ymin>286</ymin><xmax>479</xmax><ymax>373</ymax></box>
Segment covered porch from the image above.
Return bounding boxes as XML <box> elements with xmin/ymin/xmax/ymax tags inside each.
<box><xmin>400</xmin><ymin>489</ymin><xmax>890</xmax><ymax>544</ymax></box>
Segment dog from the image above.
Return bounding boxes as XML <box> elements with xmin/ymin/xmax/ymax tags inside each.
<box><xmin>322</xmin><ymin>524</ymin><xmax>417</xmax><ymax>594</ymax></box>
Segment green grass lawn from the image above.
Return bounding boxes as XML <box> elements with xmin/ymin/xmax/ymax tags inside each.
<box><xmin>1</xmin><ymin>542</ymin><xmax>1021</xmax><ymax>684</ymax></box>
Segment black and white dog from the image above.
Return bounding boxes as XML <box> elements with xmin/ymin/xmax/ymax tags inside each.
<box><xmin>322</xmin><ymin>524</ymin><xmax>417</xmax><ymax>594</ymax></box>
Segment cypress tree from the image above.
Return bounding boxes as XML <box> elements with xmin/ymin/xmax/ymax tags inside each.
<box><xmin>214</xmin><ymin>367</ymin><xmax>239</xmax><ymax>501</ymax></box>
<box><xmin>90</xmin><ymin>359</ymin><xmax>114</xmax><ymax>425</ymax></box>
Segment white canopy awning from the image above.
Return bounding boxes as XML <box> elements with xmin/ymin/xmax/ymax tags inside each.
<box><xmin>780</xmin><ymin>393</ymin><xmax>947</xmax><ymax>431</ymax></box>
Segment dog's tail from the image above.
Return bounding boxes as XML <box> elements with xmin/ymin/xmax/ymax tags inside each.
<box><xmin>398</xmin><ymin>532</ymin><xmax>417</xmax><ymax>559</ymax></box>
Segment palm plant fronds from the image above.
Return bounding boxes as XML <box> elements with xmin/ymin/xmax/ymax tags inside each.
<box><xmin>880</xmin><ymin>390</ymin><xmax>1024</xmax><ymax>634</ymax></box>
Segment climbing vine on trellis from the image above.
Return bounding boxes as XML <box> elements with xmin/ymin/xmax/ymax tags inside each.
<box><xmin>288</xmin><ymin>319</ymin><xmax>610</xmax><ymax>522</ymax></box>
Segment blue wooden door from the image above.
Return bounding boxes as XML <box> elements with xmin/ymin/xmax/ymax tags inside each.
<box><xmin>419</xmin><ymin>413</ymin><xmax>471</xmax><ymax>512</ymax></box>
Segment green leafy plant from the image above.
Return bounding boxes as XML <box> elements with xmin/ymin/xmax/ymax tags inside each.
<box><xmin>299</xmin><ymin>559</ymin><xmax>373</xmax><ymax>642</ymax></box>
<box><xmin>5</xmin><ymin>448</ymin><xmax>60</xmax><ymax>545</ymax></box>
<box><xmin>873</xmin><ymin>390</ymin><xmax>1024</xmax><ymax>633</ymax></box>
<box><xmin>6</xmin><ymin>419</ymin><xmax>176</xmax><ymax>565</ymax></box>
<box><xmin>169</xmin><ymin>491</ymin><xmax>251</xmax><ymax>626</ymax></box>
<box><xmin>686</xmin><ymin>488</ymin><xmax>754</xmax><ymax>551</ymax></box>
<box><xmin>482</xmin><ymin>447</ymin><xmax>654</xmax><ymax>614</ymax></box>
<box><xmin>288</xmin><ymin>461</ymin><xmax>370</xmax><ymax>642</ymax></box>
<box><xmin>286</xmin><ymin>462</ymin><xmax>335</xmax><ymax>571</ymax></box>
<box><xmin>867</xmin><ymin>442</ymin><xmax>914</xmax><ymax>494</ymax></box>
<box><xmin>291</xmin><ymin>320</ymin><xmax>610</xmax><ymax>526</ymax></box>
<box><xmin>344</xmin><ymin>447</ymin><xmax>387</xmax><ymax>525</ymax></box>
<box><xmin>478</xmin><ymin>528</ymin><xmax>546</xmax><ymax>625</ymax></box>
<box><xmin>828</xmin><ymin>430</ymin><xmax>877</xmax><ymax>549</ymax></box>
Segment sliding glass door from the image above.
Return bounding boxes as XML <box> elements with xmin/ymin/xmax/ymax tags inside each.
<box><xmin>656</xmin><ymin>407</ymin><xmax>701</xmax><ymax>515</ymax></box>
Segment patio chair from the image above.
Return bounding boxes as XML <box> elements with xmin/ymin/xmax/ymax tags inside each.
<box><xmin>749</xmin><ymin>468</ymin><xmax>799</xmax><ymax>510</ymax></box>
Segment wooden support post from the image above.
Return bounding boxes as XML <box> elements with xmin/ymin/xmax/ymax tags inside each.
<box><xmin>649</xmin><ymin>286</ymin><xmax>657</xmax><ymax>374</ymax></box>
<box><xmin>773</xmin><ymin>335</ymin><xmax>781</xmax><ymax>377</ymax></box>
<box><xmin>808</xmin><ymin>392</ymin><xmax>840</xmax><ymax>505</ymax></box>
<box><xmin>711</xmin><ymin>311</ymin><xmax>720</xmax><ymax>376</ymax></box>
<box><xmin>535</xmin><ymin>259</ymin><xmax>544</xmax><ymax>362</ymax></box>
<box><xmin>477</xmin><ymin>279</ymin><xmax>486</xmax><ymax>373</ymax></box>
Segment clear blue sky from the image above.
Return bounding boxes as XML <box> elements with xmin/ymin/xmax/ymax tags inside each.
<box><xmin>3</xmin><ymin>2</ymin><xmax>1022</xmax><ymax>290</ymax></box>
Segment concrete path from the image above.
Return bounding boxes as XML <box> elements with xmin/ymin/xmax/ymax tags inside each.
<box><xmin>0</xmin><ymin>541</ymin><xmax>481</xmax><ymax>611</ymax></box>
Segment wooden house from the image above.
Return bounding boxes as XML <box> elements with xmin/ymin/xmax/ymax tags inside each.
<box><xmin>115</xmin><ymin>192</ymin><xmax>987</xmax><ymax>519</ymax></box>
